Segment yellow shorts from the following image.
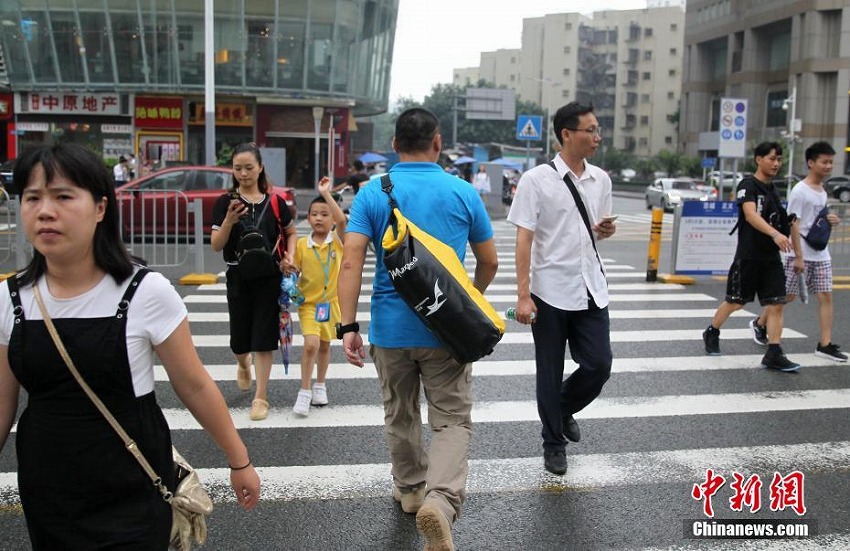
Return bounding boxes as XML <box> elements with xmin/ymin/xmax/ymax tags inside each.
<box><xmin>298</xmin><ymin>301</ymin><xmax>340</xmax><ymax>341</ymax></box>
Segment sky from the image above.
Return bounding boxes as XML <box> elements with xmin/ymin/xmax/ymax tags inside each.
<box><xmin>389</xmin><ymin>0</ymin><xmax>651</xmax><ymax>104</ymax></box>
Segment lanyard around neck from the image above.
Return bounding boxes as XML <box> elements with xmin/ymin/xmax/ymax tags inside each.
<box><xmin>311</xmin><ymin>241</ymin><xmax>333</xmax><ymax>299</ymax></box>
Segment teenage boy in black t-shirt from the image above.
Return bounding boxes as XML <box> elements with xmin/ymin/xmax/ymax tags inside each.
<box><xmin>702</xmin><ymin>142</ymin><xmax>803</xmax><ymax>372</ymax></box>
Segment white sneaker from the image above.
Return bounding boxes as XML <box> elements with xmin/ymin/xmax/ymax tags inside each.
<box><xmin>293</xmin><ymin>389</ymin><xmax>312</xmax><ymax>416</ymax></box>
<box><xmin>311</xmin><ymin>383</ymin><xmax>328</xmax><ymax>406</ymax></box>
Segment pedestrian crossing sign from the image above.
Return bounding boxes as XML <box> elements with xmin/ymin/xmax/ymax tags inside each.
<box><xmin>516</xmin><ymin>115</ymin><xmax>543</xmax><ymax>141</ymax></box>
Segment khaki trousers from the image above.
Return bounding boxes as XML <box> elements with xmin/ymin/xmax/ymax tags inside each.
<box><xmin>371</xmin><ymin>346</ymin><xmax>472</xmax><ymax>522</ymax></box>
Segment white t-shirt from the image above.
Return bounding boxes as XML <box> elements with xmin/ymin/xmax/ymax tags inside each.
<box><xmin>473</xmin><ymin>172</ymin><xmax>491</xmax><ymax>194</ymax></box>
<box><xmin>0</xmin><ymin>269</ymin><xmax>187</xmax><ymax>397</ymax></box>
<box><xmin>507</xmin><ymin>155</ymin><xmax>612</xmax><ymax>311</ymax></box>
<box><xmin>787</xmin><ymin>179</ymin><xmax>830</xmax><ymax>262</ymax></box>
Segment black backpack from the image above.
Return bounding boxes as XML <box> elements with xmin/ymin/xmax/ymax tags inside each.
<box><xmin>236</xmin><ymin>195</ymin><xmax>283</xmax><ymax>280</ymax></box>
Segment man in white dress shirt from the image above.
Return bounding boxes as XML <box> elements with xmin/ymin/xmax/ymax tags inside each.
<box><xmin>507</xmin><ymin>101</ymin><xmax>616</xmax><ymax>475</ymax></box>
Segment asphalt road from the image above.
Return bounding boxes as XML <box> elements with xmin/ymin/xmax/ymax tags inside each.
<box><xmin>1</xmin><ymin>195</ymin><xmax>849</xmax><ymax>550</ymax></box>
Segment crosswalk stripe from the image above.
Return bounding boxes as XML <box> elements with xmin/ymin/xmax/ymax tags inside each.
<box><xmin>184</xmin><ymin>292</ymin><xmax>721</xmax><ymax>304</ymax></box>
<box><xmin>11</xmin><ymin>388</ymin><xmax>838</xmax><ymax>433</ymax></box>
<box><xmin>155</xmin><ymin>353</ymin><xmax>838</xmax><ymax>382</ymax></box>
<box><xmin>193</xmin><ymin>280</ymin><xmax>679</xmax><ymax>294</ymax></box>
<box><xmin>1</xmin><ymin>440</ymin><xmax>845</xmax><ymax>506</ymax></box>
<box><xmin>1</xmin><ymin>441</ymin><xmax>846</xmax><ymax>506</ymax></box>
<box><xmin>186</xmin><ymin>327</ymin><xmax>806</xmax><ymax>348</ymax></box>
<box><xmin>187</xmin><ymin>308</ymin><xmax>756</xmax><ymax>323</ymax></box>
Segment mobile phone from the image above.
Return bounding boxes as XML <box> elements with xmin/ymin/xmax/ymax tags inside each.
<box><xmin>602</xmin><ymin>214</ymin><xmax>619</xmax><ymax>223</ymax></box>
<box><xmin>229</xmin><ymin>189</ymin><xmax>240</xmax><ymax>201</ymax></box>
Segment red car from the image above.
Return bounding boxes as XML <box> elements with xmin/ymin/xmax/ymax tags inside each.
<box><xmin>115</xmin><ymin>166</ymin><xmax>297</xmax><ymax>238</ymax></box>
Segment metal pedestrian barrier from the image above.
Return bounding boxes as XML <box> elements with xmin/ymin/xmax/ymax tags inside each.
<box><xmin>0</xmin><ymin>190</ymin><xmax>206</xmax><ymax>275</ymax></box>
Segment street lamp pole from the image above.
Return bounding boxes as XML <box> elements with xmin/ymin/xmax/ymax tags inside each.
<box><xmin>785</xmin><ymin>84</ymin><xmax>797</xmax><ymax>189</ymax></box>
<box><xmin>312</xmin><ymin>106</ymin><xmax>324</xmax><ymax>188</ymax></box>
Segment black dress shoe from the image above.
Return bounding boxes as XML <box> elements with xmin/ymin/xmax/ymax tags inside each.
<box><xmin>543</xmin><ymin>450</ymin><xmax>567</xmax><ymax>475</ymax></box>
<box><xmin>563</xmin><ymin>414</ymin><xmax>581</xmax><ymax>443</ymax></box>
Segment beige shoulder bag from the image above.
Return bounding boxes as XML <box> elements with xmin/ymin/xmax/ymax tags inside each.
<box><xmin>33</xmin><ymin>284</ymin><xmax>213</xmax><ymax>551</ymax></box>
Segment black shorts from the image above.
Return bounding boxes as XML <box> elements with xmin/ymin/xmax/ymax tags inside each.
<box><xmin>225</xmin><ymin>266</ymin><xmax>281</xmax><ymax>354</ymax></box>
<box><xmin>725</xmin><ymin>257</ymin><xmax>786</xmax><ymax>306</ymax></box>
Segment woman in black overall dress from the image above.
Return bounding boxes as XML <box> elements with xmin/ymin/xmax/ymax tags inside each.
<box><xmin>0</xmin><ymin>144</ymin><xmax>261</xmax><ymax>548</ymax></box>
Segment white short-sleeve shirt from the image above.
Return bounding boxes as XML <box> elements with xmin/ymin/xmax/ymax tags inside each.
<box><xmin>507</xmin><ymin>155</ymin><xmax>612</xmax><ymax>311</ymax></box>
<box><xmin>0</xmin><ymin>269</ymin><xmax>187</xmax><ymax>397</ymax></box>
<box><xmin>787</xmin><ymin>180</ymin><xmax>830</xmax><ymax>262</ymax></box>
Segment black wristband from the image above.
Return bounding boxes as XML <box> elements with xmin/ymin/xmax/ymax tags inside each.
<box><xmin>229</xmin><ymin>459</ymin><xmax>252</xmax><ymax>471</ymax></box>
<box><xmin>336</xmin><ymin>321</ymin><xmax>360</xmax><ymax>339</ymax></box>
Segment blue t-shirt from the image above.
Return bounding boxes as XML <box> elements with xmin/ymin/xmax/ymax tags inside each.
<box><xmin>347</xmin><ymin>162</ymin><xmax>494</xmax><ymax>348</ymax></box>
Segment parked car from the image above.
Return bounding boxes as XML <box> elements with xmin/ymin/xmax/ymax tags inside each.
<box><xmin>645</xmin><ymin>178</ymin><xmax>717</xmax><ymax>212</ymax></box>
<box><xmin>115</xmin><ymin>166</ymin><xmax>297</xmax><ymax>237</ymax></box>
<box><xmin>706</xmin><ymin>170</ymin><xmax>744</xmax><ymax>189</ymax></box>
<box><xmin>825</xmin><ymin>175</ymin><xmax>850</xmax><ymax>203</ymax></box>
<box><xmin>0</xmin><ymin>159</ymin><xmax>15</xmax><ymax>199</ymax></box>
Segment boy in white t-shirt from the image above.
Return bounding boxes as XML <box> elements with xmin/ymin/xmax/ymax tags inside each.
<box><xmin>750</xmin><ymin>141</ymin><xmax>846</xmax><ymax>361</ymax></box>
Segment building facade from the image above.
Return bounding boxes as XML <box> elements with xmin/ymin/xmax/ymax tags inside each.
<box><xmin>453</xmin><ymin>6</ymin><xmax>685</xmax><ymax>159</ymax></box>
<box><xmin>680</xmin><ymin>0</ymin><xmax>850</xmax><ymax>175</ymax></box>
<box><xmin>0</xmin><ymin>0</ymin><xmax>398</xmax><ymax>188</ymax></box>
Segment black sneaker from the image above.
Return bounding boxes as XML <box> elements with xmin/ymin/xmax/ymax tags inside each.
<box><xmin>760</xmin><ymin>349</ymin><xmax>801</xmax><ymax>372</ymax></box>
<box><xmin>749</xmin><ymin>318</ymin><xmax>768</xmax><ymax>346</ymax></box>
<box><xmin>703</xmin><ymin>326</ymin><xmax>721</xmax><ymax>356</ymax></box>
<box><xmin>543</xmin><ymin>450</ymin><xmax>567</xmax><ymax>475</ymax></box>
<box><xmin>563</xmin><ymin>414</ymin><xmax>581</xmax><ymax>443</ymax></box>
<box><xmin>815</xmin><ymin>342</ymin><xmax>848</xmax><ymax>363</ymax></box>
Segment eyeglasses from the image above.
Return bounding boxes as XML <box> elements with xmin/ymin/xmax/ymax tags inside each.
<box><xmin>566</xmin><ymin>126</ymin><xmax>603</xmax><ymax>138</ymax></box>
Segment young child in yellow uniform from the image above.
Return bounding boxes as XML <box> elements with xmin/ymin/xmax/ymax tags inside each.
<box><xmin>292</xmin><ymin>177</ymin><xmax>347</xmax><ymax>416</ymax></box>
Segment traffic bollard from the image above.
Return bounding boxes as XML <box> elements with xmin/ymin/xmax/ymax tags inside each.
<box><xmin>646</xmin><ymin>207</ymin><xmax>664</xmax><ymax>282</ymax></box>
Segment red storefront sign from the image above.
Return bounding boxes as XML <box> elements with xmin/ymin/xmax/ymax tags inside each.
<box><xmin>134</xmin><ymin>96</ymin><xmax>184</xmax><ymax>129</ymax></box>
<box><xmin>0</xmin><ymin>93</ymin><xmax>12</xmax><ymax>120</ymax></box>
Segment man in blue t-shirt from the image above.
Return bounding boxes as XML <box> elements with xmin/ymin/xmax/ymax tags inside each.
<box><xmin>338</xmin><ymin>107</ymin><xmax>498</xmax><ymax>550</ymax></box>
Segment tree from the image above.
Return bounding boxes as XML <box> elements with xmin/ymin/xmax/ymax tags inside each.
<box><xmin>654</xmin><ymin>149</ymin><xmax>682</xmax><ymax>177</ymax></box>
<box><xmin>371</xmin><ymin>82</ymin><xmax>545</xmax><ymax>151</ymax></box>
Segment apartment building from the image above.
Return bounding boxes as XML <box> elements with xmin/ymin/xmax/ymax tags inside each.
<box><xmin>680</xmin><ymin>0</ymin><xmax>850</xmax><ymax>175</ymax></box>
<box><xmin>453</xmin><ymin>6</ymin><xmax>685</xmax><ymax>158</ymax></box>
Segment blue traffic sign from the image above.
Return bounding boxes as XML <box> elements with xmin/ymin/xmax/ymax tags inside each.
<box><xmin>516</xmin><ymin>115</ymin><xmax>543</xmax><ymax>141</ymax></box>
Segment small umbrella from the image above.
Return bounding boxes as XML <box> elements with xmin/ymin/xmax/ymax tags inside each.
<box><xmin>359</xmin><ymin>152</ymin><xmax>388</xmax><ymax>163</ymax></box>
<box><xmin>452</xmin><ymin>155</ymin><xmax>476</xmax><ymax>165</ymax></box>
<box><xmin>278</xmin><ymin>272</ymin><xmax>305</xmax><ymax>374</ymax></box>
<box><xmin>489</xmin><ymin>158</ymin><xmax>523</xmax><ymax>170</ymax></box>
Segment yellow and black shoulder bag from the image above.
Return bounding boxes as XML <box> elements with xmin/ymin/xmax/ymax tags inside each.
<box><xmin>379</xmin><ymin>174</ymin><xmax>504</xmax><ymax>364</ymax></box>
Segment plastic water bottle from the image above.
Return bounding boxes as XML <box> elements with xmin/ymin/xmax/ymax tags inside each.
<box><xmin>505</xmin><ymin>308</ymin><xmax>536</xmax><ymax>321</ymax></box>
<box><xmin>798</xmin><ymin>272</ymin><xmax>808</xmax><ymax>304</ymax></box>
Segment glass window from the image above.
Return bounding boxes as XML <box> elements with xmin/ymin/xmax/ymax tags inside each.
<box><xmin>277</xmin><ymin>20</ymin><xmax>305</xmax><ymax>90</ymax></box>
<box><xmin>307</xmin><ymin>22</ymin><xmax>332</xmax><ymax>91</ymax></box>
<box><xmin>79</xmin><ymin>11</ymin><xmax>113</xmax><ymax>83</ymax></box>
<box><xmin>18</xmin><ymin>8</ymin><xmax>60</xmax><ymax>83</ymax></box>
<box><xmin>140</xmin><ymin>171</ymin><xmax>187</xmax><ymax>191</ymax></box>
<box><xmin>246</xmin><ymin>19</ymin><xmax>275</xmax><ymax>88</ymax></box>
<box><xmin>109</xmin><ymin>10</ymin><xmax>145</xmax><ymax>85</ymax></box>
<box><xmin>0</xmin><ymin>5</ymin><xmax>35</xmax><ymax>83</ymax></box>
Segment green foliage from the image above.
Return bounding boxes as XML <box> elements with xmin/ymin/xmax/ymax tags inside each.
<box><xmin>216</xmin><ymin>143</ymin><xmax>233</xmax><ymax>167</ymax></box>
<box><xmin>654</xmin><ymin>149</ymin><xmax>681</xmax><ymax>176</ymax></box>
<box><xmin>377</xmin><ymin>82</ymin><xmax>545</xmax><ymax>149</ymax></box>
<box><xmin>598</xmin><ymin>147</ymin><xmax>636</xmax><ymax>174</ymax></box>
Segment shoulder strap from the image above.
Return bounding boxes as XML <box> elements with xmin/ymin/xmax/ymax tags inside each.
<box><xmin>115</xmin><ymin>268</ymin><xmax>150</xmax><ymax>319</ymax></box>
<box><xmin>7</xmin><ymin>274</ymin><xmax>23</xmax><ymax>321</ymax></box>
<box><xmin>548</xmin><ymin>162</ymin><xmax>604</xmax><ymax>274</ymax></box>
<box><xmin>380</xmin><ymin>174</ymin><xmax>398</xmax><ymax>209</ymax></box>
<box><xmin>269</xmin><ymin>193</ymin><xmax>284</xmax><ymax>257</ymax></box>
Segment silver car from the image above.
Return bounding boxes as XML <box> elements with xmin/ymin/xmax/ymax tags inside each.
<box><xmin>645</xmin><ymin>178</ymin><xmax>717</xmax><ymax>212</ymax></box>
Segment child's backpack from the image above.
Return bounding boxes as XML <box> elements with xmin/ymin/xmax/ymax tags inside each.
<box><xmin>237</xmin><ymin>194</ymin><xmax>285</xmax><ymax>280</ymax></box>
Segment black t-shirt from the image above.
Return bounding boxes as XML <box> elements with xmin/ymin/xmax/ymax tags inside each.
<box><xmin>212</xmin><ymin>192</ymin><xmax>293</xmax><ymax>264</ymax></box>
<box><xmin>734</xmin><ymin>176</ymin><xmax>785</xmax><ymax>260</ymax></box>
<box><xmin>347</xmin><ymin>172</ymin><xmax>369</xmax><ymax>194</ymax></box>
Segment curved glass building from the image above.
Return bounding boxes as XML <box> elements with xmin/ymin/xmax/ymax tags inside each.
<box><xmin>0</xmin><ymin>0</ymin><xmax>399</xmax><ymax>187</ymax></box>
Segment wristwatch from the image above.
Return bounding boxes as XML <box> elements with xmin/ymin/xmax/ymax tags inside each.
<box><xmin>335</xmin><ymin>322</ymin><xmax>360</xmax><ymax>339</ymax></box>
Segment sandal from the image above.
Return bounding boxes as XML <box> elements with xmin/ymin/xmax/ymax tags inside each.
<box><xmin>250</xmin><ymin>398</ymin><xmax>269</xmax><ymax>421</ymax></box>
<box><xmin>236</xmin><ymin>364</ymin><xmax>252</xmax><ymax>391</ymax></box>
